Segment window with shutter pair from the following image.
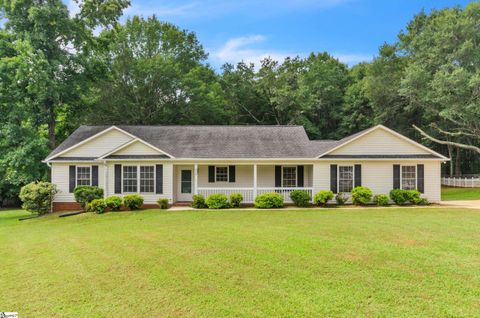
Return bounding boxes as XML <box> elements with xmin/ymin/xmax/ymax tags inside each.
<box><xmin>208</xmin><ymin>166</ymin><xmax>236</xmax><ymax>183</ymax></box>
<box><xmin>113</xmin><ymin>164</ymin><xmax>163</xmax><ymax>194</ymax></box>
<box><xmin>274</xmin><ymin>166</ymin><xmax>304</xmax><ymax>187</ymax></box>
<box><xmin>69</xmin><ymin>165</ymin><xmax>98</xmax><ymax>193</ymax></box>
<box><xmin>330</xmin><ymin>164</ymin><xmax>361</xmax><ymax>193</ymax></box>
<box><xmin>393</xmin><ymin>164</ymin><xmax>424</xmax><ymax>193</ymax></box>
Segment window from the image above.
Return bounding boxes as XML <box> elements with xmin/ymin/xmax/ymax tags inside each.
<box><xmin>140</xmin><ymin>166</ymin><xmax>155</xmax><ymax>193</ymax></box>
<box><xmin>123</xmin><ymin>166</ymin><xmax>138</xmax><ymax>193</ymax></box>
<box><xmin>76</xmin><ymin>166</ymin><xmax>91</xmax><ymax>186</ymax></box>
<box><xmin>282</xmin><ymin>166</ymin><xmax>297</xmax><ymax>187</ymax></box>
<box><xmin>215</xmin><ymin>166</ymin><xmax>228</xmax><ymax>182</ymax></box>
<box><xmin>401</xmin><ymin>165</ymin><xmax>416</xmax><ymax>190</ymax></box>
<box><xmin>338</xmin><ymin>166</ymin><xmax>354</xmax><ymax>192</ymax></box>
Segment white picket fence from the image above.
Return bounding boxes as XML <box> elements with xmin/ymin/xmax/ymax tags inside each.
<box><xmin>441</xmin><ymin>177</ymin><xmax>480</xmax><ymax>188</ymax></box>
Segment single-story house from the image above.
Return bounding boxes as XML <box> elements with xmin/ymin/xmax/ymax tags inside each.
<box><xmin>44</xmin><ymin>124</ymin><xmax>448</xmax><ymax>211</ymax></box>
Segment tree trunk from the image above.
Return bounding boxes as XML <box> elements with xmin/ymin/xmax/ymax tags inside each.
<box><xmin>447</xmin><ymin>144</ymin><xmax>453</xmax><ymax>176</ymax></box>
<box><xmin>47</xmin><ymin>98</ymin><xmax>56</xmax><ymax>149</ymax></box>
<box><xmin>455</xmin><ymin>147</ymin><xmax>462</xmax><ymax>176</ymax></box>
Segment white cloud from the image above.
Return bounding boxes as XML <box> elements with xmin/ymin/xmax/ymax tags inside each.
<box><xmin>212</xmin><ymin>35</ymin><xmax>296</xmax><ymax>67</ymax></box>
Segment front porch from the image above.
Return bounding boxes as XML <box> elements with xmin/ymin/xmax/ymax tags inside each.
<box><xmin>173</xmin><ymin>164</ymin><xmax>314</xmax><ymax>203</ymax></box>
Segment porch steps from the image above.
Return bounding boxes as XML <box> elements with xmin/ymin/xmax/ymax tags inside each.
<box><xmin>172</xmin><ymin>202</ymin><xmax>192</xmax><ymax>207</ymax></box>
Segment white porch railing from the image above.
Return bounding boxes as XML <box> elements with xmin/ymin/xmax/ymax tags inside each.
<box><xmin>441</xmin><ymin>177</ymin><xmax>480</xmax><ymax>188</ymax></box>
<box><xmin>197</xmin><ymin>187</ymin><xmax>314</xmax><ymax>203</ymax></box>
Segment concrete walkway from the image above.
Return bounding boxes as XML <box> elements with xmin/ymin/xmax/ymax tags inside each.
<box><xmin>440</xmin><ymin>200</ymin><xmax>480</xmax><ymax>209</ymax></box>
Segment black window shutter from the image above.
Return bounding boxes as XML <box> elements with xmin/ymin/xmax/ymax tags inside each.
<box><xmin>417</xmin><ymin>164</ymin><xmax>424</xmax><ymax>193</ymax></box>
<box><xmin>275</xmin><ymin>166</ymin><xmax>282</xmax><ymax>187</ymax></box>
<box><xmin>354</xmin><ymin>164</ymin><xmax>361</xmax><ymax>188</ymax></box>
<box><xmin>297</xmin><ymin>165</ymin><xmax>304</xmax><ymax>187</ymax></box>
<box><xmin>393</xmin><ymin>164</ymin><xmax>400</xmax><ymax>189</ymax></box>
<box><xmin>156</xmin><ymin>164</ymin><xmax>163</xmax><ymax>194</ymax></box>
<box><xmin>330</xmin><ymin>164</ymin><xmax>338</xmax><ymax>193</ymax></box>
<box><xmin>92</xmin><ymin>165</ymin><xmax>99</xmax><ymax>186</ymax></box>
<box><xmin>208</xmin><ymin>166</ymin><xmax>215</xmax><ymax>183</ymax></box>
<box><xmin>114</xmin><ymin>164</ymin><xmax>122</xmax><ymax>194</ymax></box>
<box><xmin>229</xmin><ymin>166</ymin><xmax>236</xmax><ymax>183</ymax></box>
<box><xmin>69</xmin><ymin>165</ymin><xmax>76</xmax><ymax>193</ymax></box>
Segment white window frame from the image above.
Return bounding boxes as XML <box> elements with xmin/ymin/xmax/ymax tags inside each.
<box><xmin>401</xmin><ymin>165</ymin><xmax>417</xmax><ymax>190</ymax></box>
<box><xmin>338</xmin><ymin>165</ymin><xmax>354</xmax><ymax>193</ymax></box>
<box><xmin>76</xmin><ymin>166</ymin><xmax>91</xmax><ymax>187</ymax></box>
<box><xmin>122</xmin><ymin>165</ymin><xmax>156</xmax><ymax>194</ymax></box>
<box><xmin>281</xmin><ymin>166</ymin><xmax>297</xmax><ymax>188</ymax></box>
<box><xmin>215</xmin><ymin>166</ymin><xmax>229</xmax><ymax>183</ymax></box>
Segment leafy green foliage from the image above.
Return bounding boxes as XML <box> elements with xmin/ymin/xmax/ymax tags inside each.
<box><xmin>335</xmin><ymin>193</ymin><xmax>348</xmax><ymax>206</ymax></box>
<box><xmin>389</xmin><ymin>189</ymin><xmax>422</xmax><ymax>205</ymax></box>
<box><xmin>205</xmin><ymin>194</ymin><xmax>230</xmax><ymax>209</ymax></box>
<box><xmin>157</xmin><ymin>198</ymin><xmax>169</xmax><ymax>209</ymax></box>
<box><xmin>192</xmin><ymin>194</ymin><xmax>207</xmax><ymax>209</ymax></box>
<box><xmin>105</xmin><ymin>196</ymin><xmax>122</xmax><ymax>211</ymax></box>
<box><xmin>313</xmin><ymin>190</ymin><xmax>334</xmax><ymax>206</ymax></box>
<box><xmin>254</xmin><ymin>193</ymin><xmax>284</xmax><ymax>209</ymax></box>
<box><xmin>123</xmin><ymin>194</ymin><xmax>144</xmax><ymax>210</ymax></box>
<box><xmin>88</xmin><ymin>199</ymin><xmax>107</xmax><ymax>214</ymax></box>
<box><xmin>74</xmin><ymin>186</ymin><xmax>104</xmax><ymax>210</ymax></box>
<box><xmin>229</xmin><ymin>193</ymin><xmax>243</xmax><ymax>208</ymax></box>
<box><xmin>351</xmin><ymin>186</ymin><xmax>373</xmax><ymax>205</ymax></box>
<box><xmin>19</xmin><ymin>181</ymin><xmax>57</xmax><ymax>215</ymax></box>
<box><xmin>373</xmin><ymin>194</ymin><xmax>390</xmax><ymax>206</ymax></box>
<box><xmin>290</xmin><ymin>190</ymin><xmax>311</xmax><ymax>207</ymax></box>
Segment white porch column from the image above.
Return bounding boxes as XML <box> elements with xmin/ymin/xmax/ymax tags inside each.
<box><xmin>103</xmin><ymin>161</ymin><xmax>108</xmax><ymax>198</ymax></box>
<box><xmin>253</xmin><ymin>164</ymin><xmax>257</xmax><ymax>200</ymax></box>
<box><xmin>194</xmin><ymin>163</ymin><xmax>198</xmax><ymax>195</ymax></box>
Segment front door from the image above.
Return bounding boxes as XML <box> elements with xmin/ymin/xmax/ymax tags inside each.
<box><xmin>178</xmin><ymin>169</ymin><xmax>192</xmax><ymax>201</ymax></box>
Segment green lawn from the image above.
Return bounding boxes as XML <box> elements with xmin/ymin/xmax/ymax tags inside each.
<box><xmin>442</xmin><ymin>186</ymin><xmax>480</xmax><ymax>201</ymax></box>
<box><xmin>1</xmin><ymin>208</ymin><xmax>480</xmax><ymax>317</ymax></box>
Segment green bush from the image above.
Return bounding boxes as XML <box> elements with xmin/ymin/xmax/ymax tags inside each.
<box><xmin>254</xmin><ymin>192</ymin><xmax>284</xmax><ymax>209</ymax></box>
<box><xmin>351</xmin><ymin>186</ymin><xmax>373</xmax><ymax>205</ymax></box>
<box><xmin>406</xmin><ymin>190</ymin><xmax>421</xmax><ymax>204</ymax></box>
<box><xmin>373</xmin><ymin>194</ymin><xmax>390</xmax><ymax>206</ymax></box>
<box><xmin>389</xmin><ymin>189</ymin><xmax>423</xmax><ymax>205</ymax></box>
<box><xmin>19</xmin><ymin>181</ymin><xmax>58</xmax><ymax>215</ymax></box>
<box><xmin>105</xmin><ymin>196</ymin><xmax>122</xmax><ymax>211</ymax></box>
<box><xmin>157</xmin><ymin>198</ymin><xmax>169</xmax><ymax>209</ymax></box>
<box><xmin>335</xmin><ymin>192</ymin><xmax>348</xmax><ymax>205</ymax></box>
<box><xmin>192</xmin><ymin>194</ymin><xmax>207</xmax><ymax>208</ymax></box>
<box><xmin>414</xmin><ymin>197</ymin><xmax>430</xmax><ymax>205</ymax></box>
<box><xmin>229</xmin><ymin>193</ymin><xmax>243</xmax><ymax>208</ymax></box>
<box><xmin>73</xmin><ymin>186</ymin><xmax>104</xmax><ymax>210</ymax></box>
<box><xmin>289</xmin><ymin>190</ymin><xmax>311</xmax><ymax>207</ymax></box>
<box><xmin>88</xmin><ymin>198</ymin><xmax>107</xmax><ymax>214</ymax></box>
<box><xmin>205</xmin><ymin>193</ymin><xmax>230</xmax><ymax>209</ymax></box>
<box><xmin>123</xmin><ymin>194</ymin><xmax>144</xmax><ymax>210</ymax></box>
<box><xmin>313</xmin><ymin>190</ymin><xmax>334</xmax><ymax>206</ymax></box>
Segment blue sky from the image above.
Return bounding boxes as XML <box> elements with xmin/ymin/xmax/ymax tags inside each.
<box><xmin>69</xmin><ymin>0</ymin><xmax>472</xmax><ymax>69</ymax></box>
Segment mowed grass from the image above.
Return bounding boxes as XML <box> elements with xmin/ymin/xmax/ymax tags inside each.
<box><xmin>1</xmin><ymin>208</ymin><xmax>480</xmax><ymax>317</ymax></box>
<box><xmin>442</xmin><ymin>186</ymin><xmax>480</xmax><ymax>201</ymax></box>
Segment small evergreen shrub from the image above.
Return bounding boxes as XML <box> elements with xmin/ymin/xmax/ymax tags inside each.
<box><xmin>313</xmin><ymin>190</ymin><xmax>334</xmax><ymax>206</ymax></box>
<box><xmin>205</xmin><ymin>193</ymin><xmax>230</xmax><ymax>209</ymax></box>
<box><xmin>414</xmin><ymin>197</ymin><xmax>430</xmax><ymax>205</ymax></box>
<box><xmin>105</xmin><ymin>196</ymin><xmax>122</xmax><ymax>211</ymax></box>
<box><xmin>351</xmin><ymin>186</ymin><xmax>373</xmax><ymax>205</ymax></box>
<box><xmin>19</xmin><ymin>181</ymin><xmax>58</xmax><ymax>215</ymax></box>
<box><xmin>74</xmin><ymin>186</ymin><xmax>104</xmax><ymax>210</ymax></box>
<box><xmin>229</xmin><ymin>193</ymin><xmax>243</xmax><ymax>208</ymax></box>
<box><xmin>123</xmin><ymin>194</ymin><xmax>144</xmax><ymax>210</ymax></box>
<box><xmin>389</xmin><ymin>189</ymin><xmax>423</xmax><ymax>205</ymax></box>
<box><xmin>192</xmin><ymin>194</ymin><xmax>207</xmax><ymax>208</ymax></box>
<box><xmin>254</xmin><ymin>192</ymin><xmax>284</xmax><ymax>208</ymax></box>
<box><xmin>157</xmin><ymin>198</ymin><xmax>169</xmax><ymax>209</ymax></box>
<box><xmin>406</xmin><ymin>190</ymin><xmax>421</xmax><ymax>204</ymax></box>
<box><xmin>335</xmin><ymin>192</ymin><xmax>348</xmax><ymax>205</ymax></box>
<box><xmin>290</xmin><ymin>190</ymin><xmax>311</xmax><ymax>207</ymax></box>
<box><xmin>373</xmin><ymin>194</ymin><xmax>389</xmax><ymax>206</ymax></box>
<box><xmin>88</xmin><ymin>198</ymin><xmax>107</xmax><ymax>214</ymax></box>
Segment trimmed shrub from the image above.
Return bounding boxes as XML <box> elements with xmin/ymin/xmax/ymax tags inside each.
<box><xmin>157</xmin><ymin>198</ymin><xmax>169</xmax><ymax>209</ymax></box>
<box><xmin>105</xmin><ymin>196</ymin><xmax>122</xmax><ymax>211</ymax></box>
<box><xmin>389</xmin><ymin>189</ymin><xmax>423</xmax><ymax>205</ymax></box>
<box><xmin>373</xmin><ymin>194</ymin><xmax>389</xmax><ymax>206</ymax></box>
<box><xmin>229</xmin><ymin>193</ymin><xmax>243</xmax><ymax>208</ymax></box>
<box><xmin>192</xmin><ymin>194</ymin><xmax>207</xmax><ymax>208</ymax></box>
<box><xmin>290</xmin><ymin>190</ymin><xmax>311</xmax><ymax>207</ymax></box>
<box><xmin>74</xmin><ymin>186</ymin><xmax>104</xmax><ymax>210</ymax></box>
<box><xmin>254</xmin><ymin>192</ymin><xmax>284</xmax><ymax>209</ymax></box>
<box><xmin>406</xmin><ymin>190</ymin><xmax>421</xmax><ymax>204</ymax></box>
<box><xmin>335</xmin><ymin>192</ymin><xmax>348</xmax><ymax>205</ymax></box>
<box><xmin>414</xmin><ymin>197</ymin><xmax>430</xmax><ymax>205</ymax></box>
<box><xmin>206</xmin><ymin>193</ymin><xmax>230</xmax><ymax>209</ymax></box>
<box><xmin>351</xmin><ymin>186</ymin><xmax>373</xmax><ymax>205</ymax></box>
<box><xmin>313</xmin><ymin>190</ymin><xmax>334</xmax><ymax>206</ymax></box>
<box><xmin>88</xmin><ymin>198</ymin><xmax>107</xmax><ymax>214</ymax></box>
<box><xmin>19</xmin><ymin>181</ymin><xmax>57</xmax><ymax>215</ymax></box>
<box><xmin>123</xmin><ymin>194</ymin><xmax>144</xmax><ymax>210</ymax></box>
